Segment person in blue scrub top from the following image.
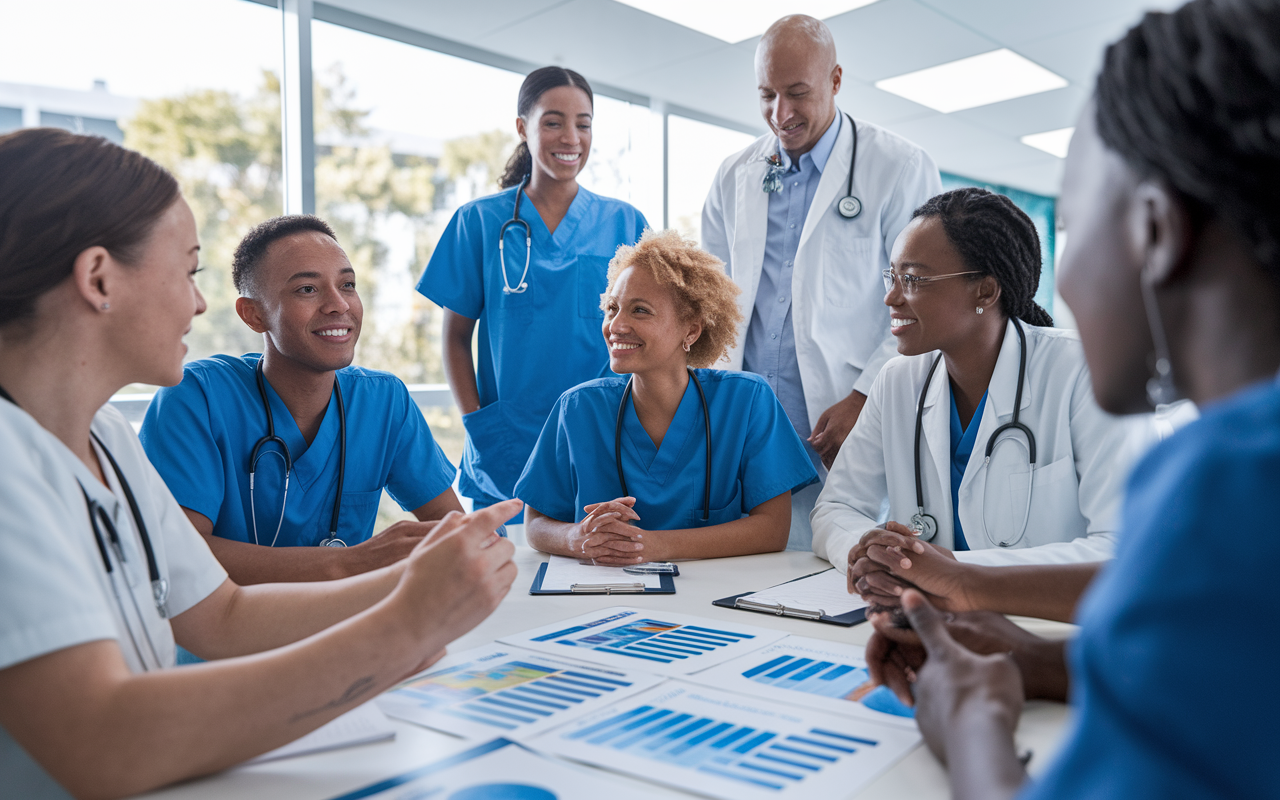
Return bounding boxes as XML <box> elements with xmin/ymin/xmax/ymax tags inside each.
<box><xmin>861</xmin><ymin>2</ymin><xmax>1280</xmax><ymax>797</ymax></box>
<box><xmin>417</xmin><ymin>66</ymin><xmax>648</xmax><ymax>520</ymax></box>
<box><xmin>516</xmin><ymin>229</ymin><xmax>818</xmax><ymax>564</ymax></box>
<box><xmin>141</xmin><ymin>215</ymin><xmax>462</xmax><ymax>586</ymax></box>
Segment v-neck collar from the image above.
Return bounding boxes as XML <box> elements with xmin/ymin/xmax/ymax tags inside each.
<box><xmin>621</xmin><ymin>380</ymin><xmax>703</xmax><ymax>487</ymax></box>
<box><xmin>522</xmin><ymin>185</ymin><xmax>589</xmax><ymax>248</ymax></box>
<box><xmin>258</xmin><ymin>372</ymin><xmax>342</xmax><ymax>494</ymax></box>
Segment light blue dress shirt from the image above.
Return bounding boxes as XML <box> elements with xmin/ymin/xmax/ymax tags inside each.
<box><xmin>743</xmin><ymin>112</ymin><xmax>842</xmax><ymax>467</ymax></box>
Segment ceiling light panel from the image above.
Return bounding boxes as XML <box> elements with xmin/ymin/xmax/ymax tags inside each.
<box><xmin>1021</xmin><ymin>127</ymin><xmax>1075</xmax><ymax>158</ymax></box>
<box><xmin>874</xmin><ymin>49</ymin><xmax>1068</xmax><ymax>113</ymax></box>
<box><xmin>613</xmin><ymin>0</ymin><xmax>881</xmax><ymax>44</ymax></box>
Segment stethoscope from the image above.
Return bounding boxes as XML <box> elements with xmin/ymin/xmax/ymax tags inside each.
<box><xmin>910</xmin><ymin>318</ymin><xmax>1037</xmax><ymax>548</ymax></box>
<box><xmin>837</xmin><ymin>112</ymin><xmax>863</xmax><ymax>219</ymax></box>
<box><xmin>498</xmin><ymin>174</ymin><xmax>532</xmax><ymax>295</ymax></box>
<box><xmin>615</xmin><ymin>367</ymin><xmax>713</xmax><ymax>522</ymax></box>
<box><xmin>249</xmin><ymin>358</ymin><xmax>348</xmax><ymax>547</ymax></box>
<box><xmin>0</xmin><ymin>384</ymin><xmax>168</xmax><ymax>669</ymax></box>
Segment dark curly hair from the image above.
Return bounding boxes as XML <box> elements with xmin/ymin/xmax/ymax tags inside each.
<box><xmin>232</xmin><ymin>214</ymin><xmax>337</xmax><ymax>297</ymax></box>
<box><xmin>1096</xmin><ymin>0</ymin><xmax>1280</xmax><ymax>282</ymax></box>
<box><xmin>911</xmin><ymin>187</ymin><xmax>1053</xmax><ymax>327</ymax></box>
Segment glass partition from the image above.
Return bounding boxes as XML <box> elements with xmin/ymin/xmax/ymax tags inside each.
<box><xmin>667</xmin><ymin>114</ymin><xmax>756</xmax><ymax>244</ymax></box>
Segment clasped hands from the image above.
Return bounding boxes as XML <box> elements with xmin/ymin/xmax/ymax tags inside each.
<box><xmin>567</xmin><ymin>497</ymin><xmax>650</xmax><ymax>566</ymax></box>
<box><xmin>847</xmin><ymin>520</ymin><xmax>977</xmax><ymax>612</ymax></box>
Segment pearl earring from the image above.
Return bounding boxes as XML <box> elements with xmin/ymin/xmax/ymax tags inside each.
<box><xmin>976</xmin><ymin>306</ymin><xmax>983</xmax><ymax>315</ymax></box>
<box><xmin>101</xmin><ymin>302</ymin><xmax>110</xmax><ymax>310</ymax></box>
<box><xmin>682</xmin><ymin>341</ymin><xmax>691</xmax><ymax>352</ymax></box>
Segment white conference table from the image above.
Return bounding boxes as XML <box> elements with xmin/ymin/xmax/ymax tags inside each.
<box><xmin>134</xmin><ymin>537</ymin><xmax>1075</xmax><ymax>800</ymax></box>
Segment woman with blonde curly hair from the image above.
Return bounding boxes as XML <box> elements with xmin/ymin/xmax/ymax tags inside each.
<box><xmin>515</xmin><ymin>229</ymin><xmax>817</xmax><ymax>564</ymax></box>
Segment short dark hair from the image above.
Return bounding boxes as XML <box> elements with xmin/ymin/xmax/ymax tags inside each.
<box><xmin>911</xmin><ymin>188</ymin><xmax>1054</xmax><ymax>328</ymax></box>
<box><xmin>1096</xmin><ymin>0</ymin><xmax>1280</xmax><ymax>284</ymax></box>
<box><xmin>232</xmin><ymin>214</ymin><xmax>337</xmax><ymax>296</ymax></box>
<box><xmin>0</xmin><ymin>129</ymin><xmax>180</xmax><ymax>324</ymax></box>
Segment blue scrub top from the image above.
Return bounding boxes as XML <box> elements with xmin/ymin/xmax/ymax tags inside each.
<box><xmin>1019</xmin><ymin>377</ymin><xmax>1280</xmax><ymax>799</ymax></box>
<box><xmin>416</xmin><ymin>185</ymin><xmax>648</xmax><ymax>505</ymax></box>
<box><xmin>948</xmin><ymin>389</ymin><xmax>988</xmax><ymax>551</ymax></box>
<box><xmin>139</xmin><ymin>354</ymin><xmax>456</xmax><ymax>548</ymax></box>
<box><xmin>514</xmin><ymin>370</ymin><xmax>818</xmax><ymax>530</ymax></box>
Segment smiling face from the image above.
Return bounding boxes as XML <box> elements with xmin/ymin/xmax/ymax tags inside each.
<box><xmin>518</xmin><ymin>85</ymin><xmax>592</xmax><ymax>185</ymax></box>
<box><xmin>602</xmin><ymin>266</ymin><xmax>700</xmax><ymax>376</ymax></box>
<box><xmin>755</xmin><ymin>28</ymin><xmax>841</xmax><ymax>157</ymax></box>
<box><xmin>243</xmin><ymin>231</ymin><xmax>363</xmax><ymax>374</ymax></box>
<box><xmin>109</xmin><ymin>197</ymin><xmax>206</xmax><ymax>386</ymax></box>
<box><xmin>886</xmin><ymin>215</ymin><xmax>999</xmax><ymax>356</ymax></box>
<box><xmin>1056</xmin><ymin>105</ymin><xmax>1152</xmax><ymax>414</ymax></box>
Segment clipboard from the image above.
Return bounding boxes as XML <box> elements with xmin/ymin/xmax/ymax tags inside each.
<box><xmin>529</xmin><ymin>561</ymin><xmax>676</xmax><ymax>595</ymax></box>
<box><xmin>712</xmin><ymin>569</ymin><xmax>866</xmax><ymax>626</ymax></box>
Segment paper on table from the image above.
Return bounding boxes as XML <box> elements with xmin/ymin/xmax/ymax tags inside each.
<box><xmin>376</xmin><ymin>642</ymin><xmax>664</xmax><ymax>740</ymax></box>
<box><xmin>736</xmin><ymin>568</ymin><xmax>866</xmax><ymax>617</ymax></box>
<box><xmin>245</xmin><ymin>701</ymin><xmax>394</xmax><ymax>765</ymax></box>
<box><xmin>531</xmin><ymin>681</ymin><xmax>921</xmax><ymax>800</ymax></box>
<box><xmin>539</xmin><ymin>554</ymin><xmax>660</xmax><ymax>591</ymax></box>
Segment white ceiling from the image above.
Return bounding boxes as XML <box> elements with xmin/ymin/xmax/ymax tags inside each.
<box><xmin>321</xmin><ymin>0</ymin><xmax>1183</xmax><ymax>196</ymax></box>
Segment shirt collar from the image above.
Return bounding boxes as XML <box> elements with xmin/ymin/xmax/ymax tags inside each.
<box><xmin>778</xmin><ymin>111</ymin><xmax>842</xmax><ymax>173</ymax></box>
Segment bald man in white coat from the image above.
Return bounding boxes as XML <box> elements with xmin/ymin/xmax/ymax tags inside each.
<box><xmin>702</xmin><ymin>15</ymin><xmax>942</xmax><ymax>549</ymax></box>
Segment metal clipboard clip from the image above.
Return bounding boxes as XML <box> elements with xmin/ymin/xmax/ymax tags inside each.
<box><xmin>733</xmin><ymin>598</ymin><xmax>826</xmax><ymax>620</ymax></box>
<box><xmin>570</xmin><ymin>582</ymin><xmax>646</xmax><ymax>594</ymax></box>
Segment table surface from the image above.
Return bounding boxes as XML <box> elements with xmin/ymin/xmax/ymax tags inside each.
<box><xmin>134</xmin><ymin>538</ymin><xmax>1076</xmax><ymax>800</ymax></box>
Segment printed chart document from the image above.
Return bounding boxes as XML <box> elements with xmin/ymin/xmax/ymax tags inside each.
<box><xmin>326</xmin><ymin>737</ymin><xmax>659</xmax><ymax>800</ymax></box>
<box><xmin>376</xmin><ymin>642</ymin><xmax>663</xmax><ymax>740</ymax></box>
<box><xmin>684</xmin><ymin>636</ymin><xmax>917</xmax><ymax>726</ymax></box>
<box><xmin>499</xmin><ymin>607</ymin><xmax>788</xmax><ymax>676</ymax></box>
<box><xmin>245</xmin><ymin>701</ymin><xmax>393</xmax><ymax>764</ymax></box>
<box><xmin>733</xmin><ymin>569</ymin><xmax>866</xmax><ymax>619</ymax></box>
<box><xmin>539</xmin><ymin>554</ymin><xmax>662</xmax><ymax>591</ymax></box>
<box><xmin>532</xmin><ymin>682</ymin><xmax>921</xmax><ymax>800</ymax></box>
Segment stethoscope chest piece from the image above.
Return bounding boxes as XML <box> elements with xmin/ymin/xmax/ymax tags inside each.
<box><xmin>910</xmin><ymin>511</ymin><xmax>938</xmax><ymax>541</ymax></box>
<box><xmin>838</xmin><ymin>195</ymin><xmax>862</xmax><ymax>219</ymax></box>
<box><xmin>320</xmin><ymin>536</ymin><xmax>347</xmax><ymax>548</ymax></box>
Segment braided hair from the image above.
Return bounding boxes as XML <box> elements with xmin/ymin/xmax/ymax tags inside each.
<box><xmin>1096</xmin><ymin>0</ymin><xmax>1280</xmax><ymax>284</ymax></box>
<box><xmin>911</xmin><ymin>187</ymin><xmax>1053</xmax><ymax>327</ymax></box>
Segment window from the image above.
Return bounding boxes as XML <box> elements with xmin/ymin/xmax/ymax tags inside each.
<box><xmin>667</xmin><ymin>114</ymin><xmax>757</xmax><ymax>244</ymax></box>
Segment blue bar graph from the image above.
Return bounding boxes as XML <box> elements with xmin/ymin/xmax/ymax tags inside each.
<box><xmin>550</xmin><ymin>618</ymin><xmax>757</xmax><ymax>665</ymax></box>
<box><xmin>561</xmin><ymin>704</ymin><xmax>878</xmax><ymax>791</ymax></box>
<box><xmin>739</xmin><ymin>654</ymin><xmax>915</xmax><ymax>719</ymax></box>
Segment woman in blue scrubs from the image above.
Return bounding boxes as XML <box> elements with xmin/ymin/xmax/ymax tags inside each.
<box><xmin>516</xmin><ymin>229</ymin><xmax>818</xmax><ymax>564</ymax></box>
<box><xmin>416</xmin><ymin>66</ymin><xmax>648</xmax><ymax>517</ymax></box>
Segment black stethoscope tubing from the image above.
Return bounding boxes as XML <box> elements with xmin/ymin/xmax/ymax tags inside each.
<box><xmin>249</xmin><ymin>358</ymin><xmax>347</xmax><ymax>547</ymax></box>
<box><xmin>838</xmin><ymin>112</ymin><xmax>863</xmax><ymax>219</ymax></box>
<box><xmin>615</xmin><ymin>367</ymin><xmax>713</xmax><ymax>522</ymax></box>
<box><xmin>499</xmin><ymin>174</ymin><xmax>533</xmax><ymax>295</ymax></box>
<box><xmin>910</xmin><ymin>318</ymin><xmax>1037</xmax><ymax>543</ymax></box>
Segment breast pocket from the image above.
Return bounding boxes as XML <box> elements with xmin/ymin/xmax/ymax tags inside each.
<box><xmin>687</xmin><ymin>484</ymin><xmax>746</xmax><ymax>527</ymax></box>
<box><xmin>821</xmin><ymin>235</ymin><xmax>877</xmax><ymax>308</ymax></box>
<box><xmin>1005</xmin><ymin>455</ymin><xmax>1082</xmax><ymax>546</ymax></box>
<box><xmin>336</xmin><ymin>488</ymin><xmax>384</xmax><ymax>545</ymax></box>
<box><xmin>576</xmin><ymin>255</ymin><xmax>612</xmax><ymax>319</ymax></box>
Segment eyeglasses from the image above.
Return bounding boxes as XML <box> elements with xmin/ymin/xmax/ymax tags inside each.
<box><xmin>882</xmin><ymin>269</ymin><xmax>983</xmax><ymax>295</ymax></box>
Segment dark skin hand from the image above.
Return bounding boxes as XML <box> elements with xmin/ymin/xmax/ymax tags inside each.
<box><xmin>809</xmin><ymin>389</ymin><xmax>867</xmax><ymax>469</ymax></box>
<box><xmin>847</xmin><ymin>523</ymin><xmax>1102</xmax><ymax>623</ymax></box>
<box><xmin>887</xmin><ymin>591</ymin><xmax>1028</xmax><ymax>800</ymax></box>
<box><xmin>865</xmin><ymin>603</ymin><xmax>1070</xmax><ymax>704</ymax></box>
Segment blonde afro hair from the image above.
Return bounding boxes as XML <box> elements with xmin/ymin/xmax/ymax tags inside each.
<box><xmin>602</xmin><ymin>228</ymin><xmax>743</xmax><ymax>368</ymax></box>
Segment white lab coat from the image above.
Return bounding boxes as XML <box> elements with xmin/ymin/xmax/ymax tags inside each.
<box><xmin>811</xmin><ymin>320</ymin><xmax>1129</xmax><ymax>570</ymax></box>
<box><xmin>701</xmin><ymin>115</ymin><xmax>942</xmax><ymax>431</ymax></box>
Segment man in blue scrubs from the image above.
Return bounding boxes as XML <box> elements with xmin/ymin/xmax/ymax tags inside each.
<box><xmin>141</xmin><ymin>216</ymin><xmax>462</xmax><ymax>584</ymax></box>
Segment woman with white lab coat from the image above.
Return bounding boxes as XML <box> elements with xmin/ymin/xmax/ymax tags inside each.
<box><xmin>811</xmin><ymin>187</ymin><xmax>1130</xmax><ymax>594</ymax></box>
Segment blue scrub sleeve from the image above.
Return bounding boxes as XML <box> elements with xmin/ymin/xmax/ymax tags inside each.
<box><xmin>415</xmin><ymin>204</ymin><xmax>485</xmax><ymax>319</ymax></box>
<box><xmin>383</xmin><ymin>384</ymin><xmax>459</xmax><ymax>512</ymax></box>
<box><xmin>738</xmin><ymin>381</ymin><xmax>820</xmax><ymax>510</ymax></box>
<box><xmin>512</xmin><ymin>395</ymin><xmax>580</xmax><ymax>523</ymax></box>
<box><xmin>138</xmin><ymin>376</ymin><xmax>227</xmax><ymax>526</ymax></box>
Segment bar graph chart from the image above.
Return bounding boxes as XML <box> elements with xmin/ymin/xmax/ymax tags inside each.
<box><xmin>377</xmin><ymin>643</ymin><xmax>663</xmax><ymax>740</ymax></box>
<box><xmin>501</xmin><ymin>607</ymin><xmax>788</xmax><ymax>676</ymax></box>
<box><xmin>684</xmin><ymin>637</ymin><xmax>918</xmax><ymax>725</ymax></box>
<box><xmin>535</xmin><ymin>683</ymin><xmax>920</xmax><ymax>800</ymax></box>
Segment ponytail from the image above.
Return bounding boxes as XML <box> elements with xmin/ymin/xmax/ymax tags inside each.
<box><xmin>498</xmin><ymin>65</ymin><xmax>593</xmax><ymax>189</ymax></box>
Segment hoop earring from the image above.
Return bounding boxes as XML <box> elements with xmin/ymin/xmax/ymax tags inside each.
<box><xmin>1140</xmin><ymin>276</ymin><xmax>1178</xmax><ymax>406</ymax></box>
<box><xmin>976</xmin><ymin>306</ymin><xmax>983</xmax><ymax>315</ymax></box>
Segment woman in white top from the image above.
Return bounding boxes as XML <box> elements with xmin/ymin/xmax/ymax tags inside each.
<box><xmin>0</xmin><ymin>129</ymin><xmax>517</xmax><ymax>799</ymax></box>
<box><xmin>811</xmin><ymin>187</ymin><xmax>1131</xmax><ymax>611</ymax></box>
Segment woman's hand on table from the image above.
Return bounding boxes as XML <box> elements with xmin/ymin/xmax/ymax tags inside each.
<box><xmin>571</xmin><ymin>497</ymin><xmax>646</xmax><ymax>566</ymax></box>
<box><xmin>865</xmin><ymin>600</ymin><xmax>1070</xmax><ymax>704</ymax></box>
